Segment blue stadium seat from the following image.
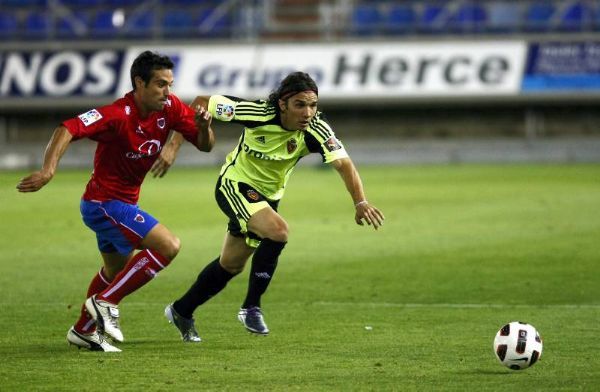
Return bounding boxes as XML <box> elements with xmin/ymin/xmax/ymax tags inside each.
<box><xmin>350</xmin><ymin>4</ymin><xmax>382</xmax><ymax>36</ymax></box>
<box><xmin>2</xmin><ymin>0</ymin><xmax>46</xmax><ymax>6</ymax></box>
<box><xmin>57</xmin><ymin>11</ymin><xmax>89</xmax><ymax>38</ymax></box>
<box><xmin>524</xmin><ymin>2</ymin><xmax>555</xmax><ymax>31</ymax></box>
<box><xmin>196</xmin><ymin>7</ymin><xmax>232</xmax><ymax>37</ymax></box>
<box><xmin>448</xmin><ymin>3</ymin><xmax>487</xmax><ymax>32</ymax></box>
<box><xmin>487</xmin><ymin>2</ymin><xmax>521</xmax><ymax>32</ymax></box>
<box><xmin>59</xmin><ymin>0</ymin><xmax>102</xmax><ymax>6</ymax></box>
<box><xmin>418</xmin><ymin>3</ymin><xmax>448</xmax><ymax>33</ymax></box>
<box><xmin>92</xmin><ymin>10</ymin><xmax>120</xmax><ymax>38</ymax></box>
<box><xmin>386</xmin><ymin>4</ymin><xmax>417</xmax><ymax>34</ymax></box>
<box><xmin>24</xmin><ymin>11</ymin><xmax>49</xmax><ymax>39</ymax></box>
<box><xmin>0</xmin><ymin>11</ymin><xmax>18</xmax><ymax>38</ymax></box>
<box><xmin>162</xmin><ymin>9</ymin><xmax>195</xmax><ymax>37</ymax></box>
<box><xmin>558</xmin><ymin>1</ymin><xmax>593</xmax><ymax>31</ymax></box>
<box><xmin>124</xmin><ymin>10</ymin><xmax>155</xmax><ymax>38</ymax></box>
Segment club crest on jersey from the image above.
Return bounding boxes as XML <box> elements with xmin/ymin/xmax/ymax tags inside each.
<box><xmin>157</xmin><ymin>117</ymin><xmax>166</xmax><ymax>129</ymax></box>
<box><xmin>134</xmin><ymin>214</ymin><xmax>145</xmax><ymax>223</ymax></box>
<box><xmin>247</xmin><ymin>189</ymin><xmax>260</xmax><ymax>201</ymax></box>
<box><xmin>325</xmin><ymin>137</ymin><xmax>342</xmax><ymax>152</ymax></box>
<box><xmin>126</xmin><ymin>139</ymin><xmax>162</xmax><ymax>159</ymax></box>
<box><xmin>78</xmin><ymin>109</ymin><xmax>102</xmax><ymax>126</ymax></box>
<box><xmin>287</xmin><ymin>138</ymin><xmax>297</xmax><ymax>154</ymax></box>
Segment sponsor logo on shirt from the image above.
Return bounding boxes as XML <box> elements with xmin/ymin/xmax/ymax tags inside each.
<box><xmin>287</xmin><ymin>138</ymin><xmax>297</xmax><ymax>153</ymax></box>
<box><xmin>216</xmin><ymin>103</ymin><xmax>234</xmax><ymax>118</ymax></box>
<box><xmin>78</xmin><ymin>109</ymin><xmax>102</xmax><ymax>126</ymax></box>
<box><xmin>126</xmin><ymin>139</ymin><xmax>162</xmax><ymax>159</ymax></box>
<box><xmin>325</xmin><ymin>137</ymin><xmax>342</xmax><ymax>152</ymax></box>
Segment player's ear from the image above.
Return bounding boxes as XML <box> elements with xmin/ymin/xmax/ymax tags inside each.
<box><xmin>278</xmin><ymin>99</ymin><xmax>286</xmax><ymax>112</ymax></box>
<box><xmin>134</xmin><ymin>76</ymin><xmax>144</xmax><ymax>90</ymax></box>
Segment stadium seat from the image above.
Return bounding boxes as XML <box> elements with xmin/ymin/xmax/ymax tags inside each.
<box><xmin>2</xmin><ymin>0</ymin><xmax>46</xmax><ymax>6</ymax></box>
<box><xmin>123</xmin><ymin>10</ymin><xmax>155</xmax><ymax>38</ymax></box>
<box><xmin>418</xmin><ymin>3</ymin><xmax>448</xmax><ymax>33</ymax></box>
<box><xmin>91</xmin><ymin>10</ymin><xmax>120</xmax><ymax>38</ymax></box>
<box><xmin>558</xmin><ymin>1</ymin><xmax>593</xmax><ymax>32</ymax></box>
<box><xmin>57</xmin><ymin>11</ymin><xmax>89</xmax><ymax>39</ymax></box>
<box><xmin>162</xmin><ymin>9</ymin><xmax>195</xmax><ymax>37</ymax></box>
<box><xmin>448</xmin><ymin>3</ymin><xmax>487</xmax><ymax>32</ymax></box>
<box><xmin>58</xmin><ymin>0</ymin><xmax>102</xmax><ymax>6</ymax></box>
<box><xmin>487</xmin><ymin>2</ymin><xmax>521</xmax><ymax>33</ymax></box>
<box><xmin>0</xmin><ymin>11</ymin><xmax>18</xmax><ymax>39</ymax></box>
<box><xmin>196</xmin><ymin>7</ymin><xmax>232</xmax><ymax>37</ymax></box>
<box><xmin>524</xmin><ymin>2</ymin><xmax>555</xmax><ymax>31</ymax></box>
<box><xmin>23</xmin><ymin>11</ymin><xmax>49</xmax><ymax>39</ymax></box>
<box><xmin>350</xmin><ymin>4</ymin><xmax>382</xmax><ymax>36</ymax></box>
<box><xmin>386</xmin><ymin>4</ymin><xmax>417</xmax><ymax>34</ymax></box>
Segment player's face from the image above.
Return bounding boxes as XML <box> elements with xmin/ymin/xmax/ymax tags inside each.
<box><xmin>279</xmin><ymin>91</ymin><xmax>318</xmax><ymax>131</ymax></box>
<box><xmin>135</xmin><ymin>69</ymin><xmax>174</xmax><ymax>114</ymax></box>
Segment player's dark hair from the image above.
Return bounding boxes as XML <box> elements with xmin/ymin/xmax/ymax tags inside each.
<box><xmin>130</xmin><ymin>51</ymin><xmax>174</xmax><ymax>90</ymax></box>
<box><xmin>268</xmin><ymin>72</ymin><xmax>318</xmax><ymax>109</ymax></box>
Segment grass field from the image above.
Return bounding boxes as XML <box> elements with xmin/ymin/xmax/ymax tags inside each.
<box><xmin>1</xmin><ymin>164</ymin><xmax>599</xmax><ymax>391</ymax></box>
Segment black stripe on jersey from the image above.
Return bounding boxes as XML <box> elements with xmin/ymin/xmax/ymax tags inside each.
<box><xmin>311</xmin><ymin>121</ymin><xmax>332</xmax><ymax>140</ymax></box>
<box><xmin>223</xmin><ymin>179</ymin><xmax>251</xmax><ymax>220</ymax></box>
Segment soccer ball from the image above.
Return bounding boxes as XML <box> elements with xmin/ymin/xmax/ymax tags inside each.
<box><xmin>493</xmin><ymin>321</ymin><xmax>543</xmax><ymax>370</ymax></box>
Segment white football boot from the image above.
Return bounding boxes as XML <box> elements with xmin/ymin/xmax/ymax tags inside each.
<box><xmin>85</xmin><ymin>295</ymin><xmax>124</xmax><ymax>343</ymax></box>
<box><xmin>67</xmin><ymin>327</ymin><xmax>121</xmax><ymax>352</ymax></box>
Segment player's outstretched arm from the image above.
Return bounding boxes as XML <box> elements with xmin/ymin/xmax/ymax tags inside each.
<box><xmin>151</xmin><ymin>96</ymin><xmax>214</xmax><ymax>178</ymax></box>
<box><xmin>190</xmin><ymin>96</ymin><xmax>215</xmax><ymax>153</ymax></box>
<box><xmin>151</xmin><ymin>131</ymin><xmax>184</xmax><ymax>178</ymax></box>
<box><xmin>331</xmin><ymin>157</ymin><xmax>385</xmax><ymax>230</ymax></box>
<box><xmin>17</xmin><ymin>126</ymin><xmax>73</xmax><ymax>192</ymax></box>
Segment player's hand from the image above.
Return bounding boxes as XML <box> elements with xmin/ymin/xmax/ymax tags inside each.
<box><xmin>355</xmin><ymin>202</ymin><xmax>385</xmax><ymax>230</ymax></box>
<box><xmin>194</xmin><ymin>105</ymin><xmax>212</xmax><ymax>131</ymax></box>
<box><xmin>16</xmin><ymin>170</ymin><xmax>52</xmax><ymax>192</ymax></box>
<box><xmin>150</xmin><ymin>146</ymin><xmax>177</xmax><ymax>178</ymax></box>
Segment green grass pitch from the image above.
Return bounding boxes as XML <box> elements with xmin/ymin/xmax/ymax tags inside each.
<box><xmin>1</xmin><ymin>164</ymin><xmax>599</xmax><ymax>390</ymax></box>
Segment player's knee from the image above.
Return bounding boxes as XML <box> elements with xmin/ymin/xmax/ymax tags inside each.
<box><xmin>267</xmin><ymin>220</ymin><xmax>289</xmax><ymax>243</ymax></box>
<box><xmin>160</xmin><ymin>236</ymin><xmax>181</xmax><ymax>261</ymax></box>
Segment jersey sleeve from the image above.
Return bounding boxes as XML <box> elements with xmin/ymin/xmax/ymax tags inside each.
<box><xmin>305</xmin><ymin>112</ymin><xmax>349</xmax><ymax>163</ymax></box>
<box><xmin>208</xmin><ymin>95</ymin><xmax>274</xmax><ymax>125</ymax></box>
<box><xmin>62</xmin><ymin>105</ymin><xmax>120</xmax><ymax>142</ymax></box>
<box><xmin>167</xmin><ymin>94</ymin><xmax>200</xmax><ymax>146</ymax></box>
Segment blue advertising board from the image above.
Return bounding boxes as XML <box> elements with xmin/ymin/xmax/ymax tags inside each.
<box><xmin>522</xmin><ymin>41</ymin><xmax>600</xmax><ymax>92</ymax></box>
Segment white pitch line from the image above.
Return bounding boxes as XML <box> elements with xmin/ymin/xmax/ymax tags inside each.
<box><xmin>312</xmin><ymin>301</ymin><xmax>600</xmax><ymax>309</ymax></box>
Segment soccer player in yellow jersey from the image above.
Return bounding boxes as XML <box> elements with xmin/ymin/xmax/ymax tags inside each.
<box><xmin>152</xmin><ymin>72</ymin><xmax>384</xmax><ymax>341</ymax></box>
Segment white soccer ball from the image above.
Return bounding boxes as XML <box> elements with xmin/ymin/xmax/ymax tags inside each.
<box><xmin>493</xmin><ymin>321</ymin><xmax>543</xmax><ymax>370</ymax></box>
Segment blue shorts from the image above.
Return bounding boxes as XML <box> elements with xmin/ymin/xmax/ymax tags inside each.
<box><xmin>80</xmin><ymin>199</ymin><xmax>159</xmax><ymax>255</ymax></box>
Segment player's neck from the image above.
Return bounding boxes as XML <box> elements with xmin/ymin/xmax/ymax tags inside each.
<box><xmin>133</xmin><ymin>92</ymin><xmax>151</xmax><ymax>119</ymax></box>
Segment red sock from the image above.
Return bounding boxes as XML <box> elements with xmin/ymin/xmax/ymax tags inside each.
<box><xmin>74</xmin><ymin>268</ymin><xmax>112</xmax><ymax>334</ymax></box>
<box><xmin>97</xmin><ymin>249</ymin><xmax>170</xmax><ymax>305</ymax></box>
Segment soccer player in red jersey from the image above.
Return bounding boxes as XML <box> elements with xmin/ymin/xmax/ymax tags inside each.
<box><xmin>16</xmin><ymin>51</ymin><xmax>215</xmax><ymax>352</ymax></box>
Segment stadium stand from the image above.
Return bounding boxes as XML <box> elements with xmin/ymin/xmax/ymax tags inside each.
<box><xmin>0</xmin><ymin>0</ymin><xmax>597</xmax><ymax>40</ymax></box>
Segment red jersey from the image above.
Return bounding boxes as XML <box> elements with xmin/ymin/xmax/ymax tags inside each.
<box><xmin>63</xmin><ymin>92</ymin><xmax>199</xmax><ymax>204</ymax></box>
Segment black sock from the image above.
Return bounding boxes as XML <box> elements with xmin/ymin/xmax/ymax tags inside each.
<box><xmin>242</xmin><ymin>239</ymin><xmax>286</xmax><ymax>309</ymax></box>
<box><xmin>173</xmin><ymin>257</ymin><xmax>235</xmax><ymax>318</ymax></box>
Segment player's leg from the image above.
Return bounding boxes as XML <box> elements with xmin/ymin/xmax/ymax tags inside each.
<box><xmin>81</xmin><ymin>199</ymin><xmax>176</xmax><ymax>342</ymax></box>
<box><xmin>86</xmin><ymin>224</ymin><xmax>179</xmax><ymax>342</ymax></box>
<box><xmin>237</xmin><ymin>207</ymin><xmax>288</xmax><ymax>335</ymax></box>
<box><xmin>72</xmin><ymin>252</ymin><xmax>129</xmax><ymax>336</ymax></box>
<box><xmin>165</xmin><ymin>178</ymin><xmax>258</xmax><ymax>342</ymax></box>
<box><xmin>166</xmin><ymin>232</ymin><xmax>254</xmax><ymax>342</ymax></box>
